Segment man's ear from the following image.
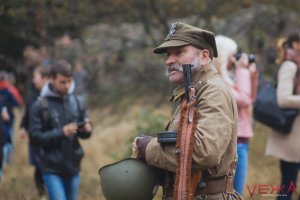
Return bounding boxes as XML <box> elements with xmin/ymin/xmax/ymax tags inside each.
<box><xmin>200</xmin><ymin>49</ymin><xmax>211</xmax><ymax>65</ymax></box>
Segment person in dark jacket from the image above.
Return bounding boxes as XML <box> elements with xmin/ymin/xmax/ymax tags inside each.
<box><xmin>0</xmin><ymin>71</ymin><xmax>23</xmax><ymax>177</ymax></box>
<box><xmin>30</xmin><ymin>60</ymin><xmax>92</xmax><ymax>200</ymax></box>
<box><xmin>0</xmin><ymin>113</ymin><xmax>4</xmax><ymax>180</ymax></box>
<box><xmin>20</xmin><ymin>66</ymin><xmax>50</xmax><ymax>198</ymax></box>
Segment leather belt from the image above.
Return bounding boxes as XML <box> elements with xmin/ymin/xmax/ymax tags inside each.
<box><xmin>196</xmin><ymin>175</ymin><xmax>234</xmax><ymax>196</ymax></box>
<box><xmin>163</xmin><ymin>175</ymin><xmax>234</xmax><ymax>198</ymax></box>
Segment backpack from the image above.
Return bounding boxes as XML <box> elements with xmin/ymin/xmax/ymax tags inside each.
<box><xmin>39</xmin><ymin>96</ymin><xmax>84</xmax><ymax>127</ymax></box>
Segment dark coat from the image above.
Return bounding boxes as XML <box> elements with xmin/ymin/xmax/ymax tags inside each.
<box><xmin>20</xmin><ymin>84</ymin><xmax>39</xmax><ymax>131</ymax></box>
<box><xmin>0</xmin><ymin>80</ymin><xmax>23</xmax><ymax>143</ymax></box>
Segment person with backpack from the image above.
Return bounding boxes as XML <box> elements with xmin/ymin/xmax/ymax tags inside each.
<box><xmin>19</xmin><ymin>66</ymin><xmax>50</xmax><ymax>199</ymax></box>
<box><xmin>29</xmin><ymin>60</ymin><xmax>92</xmax><ymax>200</ymax></box>
<box><xmin>265</xmin><ymin>31</ymin><xmax>300</xmax><ymax>200</ymax></box>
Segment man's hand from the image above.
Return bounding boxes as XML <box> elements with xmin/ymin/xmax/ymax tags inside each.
<box><xmin>63</xmin><ymin>122</ymin><xmax>78</xmax><ymax>137</ymax></box>
<box><xmin>79</xmin><ymin>118</ymin><xmax>93</xmax><ymax>133</ymax></box>
<box><xmin>131</xmin><ymin>136</ymin><xmax>153</xmax><ymax>161</ymax></box>
<box><xmin>1</xmin><ymin>108</ymin><xmax>10</xmax><ymax>122</ymax></box>
<box><xmin>19</xmin><ymin>128</ymin><xmax>28</xmax><ymax>139</ymax></box>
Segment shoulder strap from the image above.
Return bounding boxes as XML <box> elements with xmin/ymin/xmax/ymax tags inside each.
<box><xmin>74</xmin><ymin>95</ymin><xmax>84</xmax><ymax>121</ymax></box>
<box><xmin>294</xmin><ymin>65</ymin><xmax>300</xmax><ymax>94</ymax></box>
<box><xmin>39</xmin><ymin>96</ymin><xmax>49</xmax><ymax>127</ymax></box>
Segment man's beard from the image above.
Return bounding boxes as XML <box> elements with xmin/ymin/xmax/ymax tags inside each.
<box><xmin>165</xmin><ymin>56</ymin><xmax>202</xmax><ymax>76</ymax></box>
<box><xmin>190</xmin><ymin>56</ymin><xmax>201</xmax><ymax>73</ymax></box>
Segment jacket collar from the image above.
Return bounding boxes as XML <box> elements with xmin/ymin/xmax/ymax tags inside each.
<box><xmin>40</xmin><ymin>80</ymin><xmax>75</xmax><ymax>98</ymax></box>
<box><xmin>169</xmin><ymin>63</ymin><xmax>218</xmax><ymax>102</ymax></box>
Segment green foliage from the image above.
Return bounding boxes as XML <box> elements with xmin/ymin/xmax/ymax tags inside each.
<box><xmin>2</xmin><ymin>1</ymin><xmax>300</xmax><ymax>59</ymax></box>
<box><xmin>1</xmin><ymin>0</ymin><xmax>300</xmax><ymax>102</ymax></box>
<box><xmin>123</xmin><ymin>107</ymin><xmax>169</xmax><ymax>157</ymax></box>
<box><xmin>134</xmin><ymin>108</ymin><xmax>168</xmax><ymax>136</ymax></box>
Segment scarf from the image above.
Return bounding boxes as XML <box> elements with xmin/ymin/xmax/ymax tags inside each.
<box><xmin>285</xmin><ymin>48</ymin><xmax>300</xmax><ymax>94</ymax></box>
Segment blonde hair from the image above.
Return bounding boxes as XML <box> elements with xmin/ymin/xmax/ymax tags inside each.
<box><xmin>276</xmin><ymin>38</ymin><xmax>287</xmax><ymax>65</ymax></box>
<box><xmin>276</xmin><ymin>31</ymin><xmax>300</xmax><ymax>64</ymax></box>
<box><xmin>213</xmin><ymin>35</ymin><xmax>238</xmax><ymax>85</ymax></box>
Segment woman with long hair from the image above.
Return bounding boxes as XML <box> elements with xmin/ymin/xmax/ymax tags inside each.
<box><xmin>265</xmin><ymin>30</ymin><xmax>300</xmax><ymax>200</ymax></box>
<box><xmin>213</xmin><ymin>35</ymin><xmax>258</xmax><ymax>195</ymax></box>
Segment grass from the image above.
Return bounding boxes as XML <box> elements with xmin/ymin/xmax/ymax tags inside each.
<box><xmin>0</xmin><ymin>102</ymin><xmax>299</xmax><ymax>200</ymax></box>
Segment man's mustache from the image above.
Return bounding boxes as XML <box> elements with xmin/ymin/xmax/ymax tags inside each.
<box><xmin>168</xmin><ymin>64</ymin><xmax>183</xmax><ymax>73</ymax></box>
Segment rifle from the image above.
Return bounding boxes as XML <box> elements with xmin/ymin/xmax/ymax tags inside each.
<box><xmin>174</xmin><ymin>64</ymin><xmax>202</xmax><ymax>200</ymax></box>
<box><xmin>183</xmin><ymin>64</ymin><xmax>192</xmax><ymax>101</ymax></box>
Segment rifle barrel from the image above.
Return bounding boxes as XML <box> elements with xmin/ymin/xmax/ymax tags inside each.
<box><xmin>183</xmin><ymin>64</ymin><xmax>193</xmax><ymax>101</ymax></box>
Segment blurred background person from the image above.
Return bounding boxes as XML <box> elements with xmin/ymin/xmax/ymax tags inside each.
<box><xmin>29</xmin><ymin>60</ymin><xmax>92</xmax><ymax>200</ymax></box>
<box><xmin>265</xmin><ymin>30</ymin><xmax>300</xmax><ymax>200</ymax></box>
<box><xmin>19</xmin><ymin>66</ymin><xmax>50</xmax><ymax>199</ymax></box>
<box><xmin>54</xmin><ymin>33</ymin><xmax>83</xmax><ymax>66</ymax></box>
<box><xmin>0</xmin><ymin>105</ymin><xmax>4</xmax><ymax>181</ymax></box>
<box><xmin>0</xmin><ymin>71</ymin><xmax>23</xmax><ymax>178</ymax></box>
<box><xmin>73</xmin><ymin>59</ymin><xmax>88</xmax><ymax>107</ymax></box>
<box><xmin>213</xmin><ymin>35</ymin><xmax>258</xmax><ymax>195</ymax></box>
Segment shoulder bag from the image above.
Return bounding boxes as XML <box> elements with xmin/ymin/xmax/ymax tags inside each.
<box><xmin>253</xmin><ymin>67</ymin><xmax>299</xmax><ymax>134</ymax></box>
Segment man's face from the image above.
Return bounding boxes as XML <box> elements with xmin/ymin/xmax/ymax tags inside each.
<box><xmin>165</xmin><ymin>45</ymin><xmax>202</xmax><ymax>84</ymax></box>
<box><xmin>51</xmin><ymin>74</ymin><xmax>73</xmax><ymax>96</ymax></box>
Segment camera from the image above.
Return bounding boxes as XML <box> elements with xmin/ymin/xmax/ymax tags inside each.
<box><xmin>77</xmin><ymin>121</ymin><xmax>85</xmax><ymax>128</ymax></box>
<box><xmin>234</xmin><ymin>52</ymin><xmax>256</xmax><ymax>64</ymax></box>
<box><xmin>248</xmin><ymin>54</ymin><xmax>256</xmax><ymax>63</ymax></box>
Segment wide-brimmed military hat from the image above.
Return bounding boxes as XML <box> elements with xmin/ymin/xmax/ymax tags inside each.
<box><xmin>153</xmin><ymin>22</ymin><xmax>218</xmax><ymax>58</ymax></box>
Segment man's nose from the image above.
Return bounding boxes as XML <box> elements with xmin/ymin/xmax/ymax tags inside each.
<box><xmin>165</xmin><ymin>54</ymin><xmax>176</xmax><ymax>66</ymax></box>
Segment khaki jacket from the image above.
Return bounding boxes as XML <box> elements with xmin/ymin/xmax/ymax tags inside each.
<box><xmin>145</xmin><ymin>64</ymin><xmax>238</xmax><ymax>179</ymax></box>
<box><xmin>266</xmin><ymin>61</ymin><xmax>300</xmax><ymax>162</ymax></box>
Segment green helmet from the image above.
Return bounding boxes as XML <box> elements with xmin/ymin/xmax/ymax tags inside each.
<box><xmin>99</xmin><ymin>158</ymin><xmax>159</xmax><ymax>200</ymax></box>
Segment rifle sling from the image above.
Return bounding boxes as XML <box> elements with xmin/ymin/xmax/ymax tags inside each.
<box><xmin>174</xmin><ymin>87</ymin><xmax>200</xmax><ymax>200</ymax></box>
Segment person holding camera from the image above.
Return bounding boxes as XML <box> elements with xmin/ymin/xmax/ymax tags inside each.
<box><xmin>30</xmin><ymin>60</ymin><xmax>92</xmax><ymax>200</ymax></box>
<box><xmin>214</xmin><ymin>35</ymin><xmax>258</xmax><ymax>195</ymax></box>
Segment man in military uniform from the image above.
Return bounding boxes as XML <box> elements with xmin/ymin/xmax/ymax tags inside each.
<box><xmin>132</xmin><ymin>22</ymin><xmax>241</xmax><ymax>200</ymax></box>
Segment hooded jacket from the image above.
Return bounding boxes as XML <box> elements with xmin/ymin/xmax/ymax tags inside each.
<box><xmin>29</xmin><ymin>81</ymin><xmax>91</xmax><ymax>176</ymax></box>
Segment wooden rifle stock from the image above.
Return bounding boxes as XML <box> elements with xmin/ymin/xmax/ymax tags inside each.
<box><xmin>190</xmin><ymin>169</ymin><xmax>202</xmax><ymax>198</ymax></box>
<box><xmin>174</xmin><ymin>64</ymin><xmax>202</xmax><ymax>200</ymax></box>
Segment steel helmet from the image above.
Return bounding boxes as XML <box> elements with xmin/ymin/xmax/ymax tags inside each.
<box><xmin>99</xmin><ymin>158</ymin><xmax>159</xmax><ymax>200</ymax></box>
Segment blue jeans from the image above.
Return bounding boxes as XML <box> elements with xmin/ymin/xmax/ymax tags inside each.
<box><xmin>43</xmin><ymin>173</ymin><xmax>80</xmax><ymax>200</ymax></box>
<box><xmin>2</xmin><ymin>126</ymin><xmax>14</xmax><ymax>166</ymax></box>
<box><xmin>234</xmin><ymin>143</ymin><xmax>249</xmax><ymax>195</ymax></box>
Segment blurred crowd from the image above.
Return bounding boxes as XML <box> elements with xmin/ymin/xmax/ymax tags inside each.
<box><xmin>1</xmin><ymin>26</ymin><xmax>300</xmax><ymax>200</ymax></box>
<box><xmin>0</xmin><ymin>33</ymin><xmax>92</xmax><ymax>200</ymax></box>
